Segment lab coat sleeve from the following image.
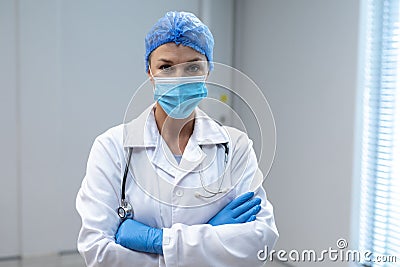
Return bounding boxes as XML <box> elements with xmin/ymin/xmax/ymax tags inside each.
<box><xmin>162</xmin><ymin>129</ymin><xmax>279</xmax><ymax>267</ymax></box>
<box><xmin>76</xmin><ymin>129</ymin><xmax>159</xmax><ymax>267</ymax></box>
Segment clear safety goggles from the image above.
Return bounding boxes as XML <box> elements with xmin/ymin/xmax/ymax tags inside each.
<box><xmin>149</xmin><ymin>61</ymin><xmax>209</xmax><ymax>78</ymax></box>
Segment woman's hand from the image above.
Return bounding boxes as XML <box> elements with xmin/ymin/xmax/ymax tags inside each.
<box><xmin>208</xmin><ymin>192</ymin><xmax>262</xmax><ymax>226</ymax></box>
<box><xmin>115</xmin><ymin>219</ymin><xmax>163</xmax><ymax>255</ymax></box>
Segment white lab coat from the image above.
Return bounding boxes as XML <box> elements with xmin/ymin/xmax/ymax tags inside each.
<box><xmin>76</xmin><ymin>104</ymin><xmax>278</xmax><ymax>267</ymax></box>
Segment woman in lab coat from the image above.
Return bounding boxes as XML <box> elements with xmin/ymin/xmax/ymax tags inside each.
<box><xmin>76</xmin><ymin>11</ymin><xmax>278</xmax><ymax>267</ymax></box>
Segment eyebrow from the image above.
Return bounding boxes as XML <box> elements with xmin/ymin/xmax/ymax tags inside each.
<box><xmin>157</xmin><ymin>58</ymin><xmax>173</xmax><ymax>64</ymax></box>
<box><xmin>157</xmin><ymin>57</ymin><xmax>204</xmax><ymax>64</ymax></box>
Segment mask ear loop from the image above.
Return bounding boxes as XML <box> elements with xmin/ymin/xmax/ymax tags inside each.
<box><xmin>149</xmin><ymin>66</ymin><xmax>157</xmax><ymax>93</ymax></box>
<box><xmin>149</xmin><ymin>66</ymin><xmax>154</xmax><ymax>79</ymax></box>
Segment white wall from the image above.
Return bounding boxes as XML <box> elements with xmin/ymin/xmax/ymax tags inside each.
<box><xmin>234</xmin><ymin>1</ymin><xmax>359</xmax><ymax>266</ymax></box>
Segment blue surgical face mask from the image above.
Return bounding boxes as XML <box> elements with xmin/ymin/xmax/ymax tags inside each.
<box><xmin>152</xmin><ymin>75</ymin><xmax>208</xmax><ymax>119</ymax></box>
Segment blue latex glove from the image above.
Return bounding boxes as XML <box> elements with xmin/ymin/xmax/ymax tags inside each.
<box><xmin>208</xmin><ymin>192</ymin><xmax>262</xmax><ymax>226</ymax></box>
<box><xmin>115</xmin><ymin>219</ymin><xmax>163</xmax><ymax>255</ymax></box>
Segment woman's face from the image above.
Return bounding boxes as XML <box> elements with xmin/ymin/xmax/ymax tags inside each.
<box><xmin>148</xmin><ymin>43</ymin><xmax>208</xmax><ymax>78</ymax></box>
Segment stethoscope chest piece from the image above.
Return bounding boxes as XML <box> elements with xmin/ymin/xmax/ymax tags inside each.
<box><xmin>118</xmin><ymin>199</ymin><xmax>133</xmax><ymax>220</ymax></box>
<box><xmin>117</xmin><ymin>147</ymin><xmax>134</xmax><ymax>220</ymax></box>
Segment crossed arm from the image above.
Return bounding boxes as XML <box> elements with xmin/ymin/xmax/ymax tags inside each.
<box><xmin>115</xmin><ymin>191</ymin><xmax>262</xmax><ymax>255</ymax></box>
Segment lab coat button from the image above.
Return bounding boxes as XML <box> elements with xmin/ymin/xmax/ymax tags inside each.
<box><xmin>175</xmin><ymin>189</ymin><xmax>183</xmax><ymax>197</ymax></box>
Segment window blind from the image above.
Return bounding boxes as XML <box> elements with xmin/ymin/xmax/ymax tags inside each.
<box><xmin>358</xmin><ymin>0</ymin><xmax>400</xmax><ymax>266</ymax></box>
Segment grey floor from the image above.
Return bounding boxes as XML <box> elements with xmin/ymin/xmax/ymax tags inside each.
<box><xmin>0</xmin><ymin>253</ymin><xmax>288</xmax><ymax>267</ymax></box>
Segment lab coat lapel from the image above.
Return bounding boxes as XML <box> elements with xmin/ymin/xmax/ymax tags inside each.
<box><xmin>152</xmin><ymin>137</ymin><xmax>178</xmax><ymax>179</ymax></box>
<box><xmin>124</xmin><ymin>104</ymin><xmax>178</xmax><ymax>178</ymax></box>
<box><xmin>175</xmin><ymin>137</ymin><xmax>206</xmax><ymax>183</ymax></box>
<box><xmin>174</xmin><ymin>108</ymin><xmax>230</xmax><ymax>183</ymax></box>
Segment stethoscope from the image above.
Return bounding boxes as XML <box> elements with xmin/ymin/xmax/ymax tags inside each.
<box><xmin>117</xmin><ymin>143</ymin><xmax>229</xmax><ymax>220</ymax></box>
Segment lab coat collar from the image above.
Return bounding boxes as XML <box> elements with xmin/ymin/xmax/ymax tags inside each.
<box><xmin>123</xmin><ymin>104</ymin><xmax>159</xmax><ymax>147</ymax></box>
<box><xmin>123</xmin><ymin>103</ymin><xmax>230</xmax><ymax>148</ymax></box>
<box><xmin>191</xmin><ymin>108</ymin><xmax>230</xmax><ymax>145</ymax></box>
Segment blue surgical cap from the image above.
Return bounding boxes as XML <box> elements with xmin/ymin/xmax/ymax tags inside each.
<box><xmin>144</xmin><ymin>11</ymin><xmax>214</xmax><ymax>72</ymax></box>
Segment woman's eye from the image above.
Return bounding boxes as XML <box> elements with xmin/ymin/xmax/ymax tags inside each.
<box><xmin>160</xmin><ymin>65</ymin><xmax>173</xmax><ymax>72</ymax></box>
<box><xmin>186</xmin><ymin>64</ymin><xmax>200</xmax><ymax>73</ymax></box>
